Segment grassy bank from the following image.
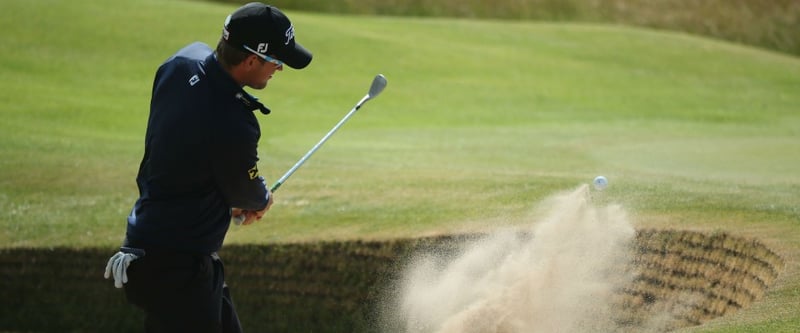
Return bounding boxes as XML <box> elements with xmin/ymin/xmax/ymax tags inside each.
<box><xmin>1</xmin><ymin>0</ymin><xmax>799</xmax><ymax>332</ymax></box>
<box><xmin>209</xmin><ymin>0</ymin><xmax>800</xmax><ymax>57</ymax></box>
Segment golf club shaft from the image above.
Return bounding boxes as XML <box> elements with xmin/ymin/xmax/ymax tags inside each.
<box><xmin>232</xmin><ymin>74</ymin><xmax>386</xmax><ymax>225</ymax></box>
<box><xmin>232</xmin><ymin>97</ymin><xmax>365</xmax><ymax>226</ymax></box>
<box><xmin>270</xmin><ymin>94</ymin><xmax>370</xmax><ymax>192</ymax></box>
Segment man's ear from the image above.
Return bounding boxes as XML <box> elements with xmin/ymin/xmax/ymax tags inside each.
<box><xmin>245</xmin><ymin>55</ymin><xmax>262</xmax><ymax>68</ymax></box>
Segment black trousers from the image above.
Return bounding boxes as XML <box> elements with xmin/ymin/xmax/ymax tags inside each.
<box><xmin>124</xmin><ymin>250</ymin><xmax>242</xmax><ymax>333</ymax></box>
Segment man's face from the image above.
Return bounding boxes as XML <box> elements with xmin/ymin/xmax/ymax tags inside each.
<box><xmin>243</xmin><ymin>55</ymin><xmax>283</xmax><ymax>90</ymax></box>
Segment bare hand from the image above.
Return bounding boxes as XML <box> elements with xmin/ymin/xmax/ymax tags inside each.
<box><xmin>231</xmin><ymin>190</ymin><xmax>273</xmax><ymax>226</ymax></box>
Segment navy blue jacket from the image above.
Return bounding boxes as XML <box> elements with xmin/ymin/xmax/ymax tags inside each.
<box><xmin>125</xmin><ymin>42</ymin><xmax>270</xmax><ymax>254</ymax></box>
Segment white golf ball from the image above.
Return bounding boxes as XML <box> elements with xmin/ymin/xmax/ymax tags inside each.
<box><xmin>593</xmin><ymin>176</ymin><xmax>608</xmax><ymax>190</ymax></box>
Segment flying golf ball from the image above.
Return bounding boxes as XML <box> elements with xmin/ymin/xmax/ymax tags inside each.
<box><xmin>593</xmin><ymin>176</ymin><xmax>608</xmax><ymax>190</ymax></box>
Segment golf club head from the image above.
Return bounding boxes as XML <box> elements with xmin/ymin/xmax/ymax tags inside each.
<box><xmin>366</xmin><ymin>74</ymin><xmax>387</xmax><ymax>101</ymax></box>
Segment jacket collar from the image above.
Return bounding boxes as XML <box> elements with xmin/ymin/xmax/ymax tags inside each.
<box><xmin>204</xmin><ymin>54</ymin><xmax>271</xmax><ymax>115</ymax></box>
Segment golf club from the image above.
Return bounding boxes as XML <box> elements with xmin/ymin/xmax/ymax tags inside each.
<box><xmin>233</xmin><ymin>74</ymin><xmax>387</xmax><ymax>225</ymax></box>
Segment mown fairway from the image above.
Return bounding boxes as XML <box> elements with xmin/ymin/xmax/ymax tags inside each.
<box><xmin>0</xmin><ymin>0</ymin><xmax>798</xmax><ymax>332</ymax></box>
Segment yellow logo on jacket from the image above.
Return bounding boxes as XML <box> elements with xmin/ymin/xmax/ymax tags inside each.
<box><xmin>248</xmin><ymin>166</ymin><xmax>259</xmax><ymax>180</ymax></box>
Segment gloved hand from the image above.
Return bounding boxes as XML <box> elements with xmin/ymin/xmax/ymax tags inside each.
<box><xmin>231</xmin><ymin>208</ymin><xmax>247</xmax><ymax>225</ymax></box>
<box><xmin>230</xmin><ymin>177</ymin><xmax>273</xmax><ymax>226</ymax></box>
<box><xmin>103</xmin><ymin>248</ymin><xmax>143</xmax><ymax>288</ymax></box>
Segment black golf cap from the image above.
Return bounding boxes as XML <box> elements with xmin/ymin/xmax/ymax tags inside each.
<box><xmin>222</xmin><ymin>3</ymin><xmax>312</xmax><ymax>69</ymax></box>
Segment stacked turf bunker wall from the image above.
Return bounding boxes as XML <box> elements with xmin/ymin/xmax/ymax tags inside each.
<box><xmin>0</xmin><ymin>229</ymin><xmax>784</xmax><ymax>332</ymax></box>
<box><xmin>615</xmin><ymin>229</ymin><xmax>784</xmax><ymax>332</ymax></box>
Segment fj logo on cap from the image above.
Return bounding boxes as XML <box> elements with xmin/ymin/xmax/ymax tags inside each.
<box><xmin>257</xmin><ymin>43</ymin><xmax>268</xmax><ymax>53</ymax></box>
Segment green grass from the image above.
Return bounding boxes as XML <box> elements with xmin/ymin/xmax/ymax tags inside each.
<box><xmin>1</xmin><ymin>0</ymin><xmax>799</xmax><ymax>332</ymax></box>
<box><xmin>213</xmin><ymin>0</ymin><xmax>800</xmax><ymax>57</ymax></box>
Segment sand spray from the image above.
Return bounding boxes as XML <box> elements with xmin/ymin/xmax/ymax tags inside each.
<box><xmin>387</xmin><ymin>185</ymin><xmax>637</xmax><ymax>333</ymax></box>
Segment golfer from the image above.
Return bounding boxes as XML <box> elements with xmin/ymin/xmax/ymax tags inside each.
<box><xmin>104</xmin><ymin>3</ymin><xmax>312</xmax><ymax>332</ymax></box>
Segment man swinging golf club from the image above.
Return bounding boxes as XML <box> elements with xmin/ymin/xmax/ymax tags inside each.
<box><xmin>104</xmin><ymin>3</ymin><xmax>311</xmax><ymax>332</ymax></box>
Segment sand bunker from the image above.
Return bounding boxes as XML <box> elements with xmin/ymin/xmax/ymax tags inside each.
<box><xmin>387</xmin><ymin>185</ymin><xmax>783</xmax><ymax>333</ymax></box>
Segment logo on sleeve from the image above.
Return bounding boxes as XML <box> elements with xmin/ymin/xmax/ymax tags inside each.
<box><xmin>248</xmin><ymin>166</ymin><xmax>259</xmax><ymax>180</ymax></box>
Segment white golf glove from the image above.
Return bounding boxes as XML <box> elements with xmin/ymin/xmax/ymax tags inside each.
<box><xmin>103</xmin><ymin>248</ymin><xmax>143</xmax><ymax>288</ymax></box>
<box><xmin>231</xmin><ymin>178</ymin><xmax>271</xmax><ymax>226</ymax></box>
<box><xmin>231</xmin><ymin>208</ymin><xmax>246</xmax><ymax>225</ymax></box>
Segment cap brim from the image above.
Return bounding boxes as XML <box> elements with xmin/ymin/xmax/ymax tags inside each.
<box><xmin>277</xmin><ymin>42</ymin><xmax>312</xmax><ymax>69</ymax></box>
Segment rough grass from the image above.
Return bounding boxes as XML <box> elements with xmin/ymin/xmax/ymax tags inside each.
<box><xmin>208</xmin><ymin>0</ymin><xmax>800</xmax><ymax>56</ymax></box>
